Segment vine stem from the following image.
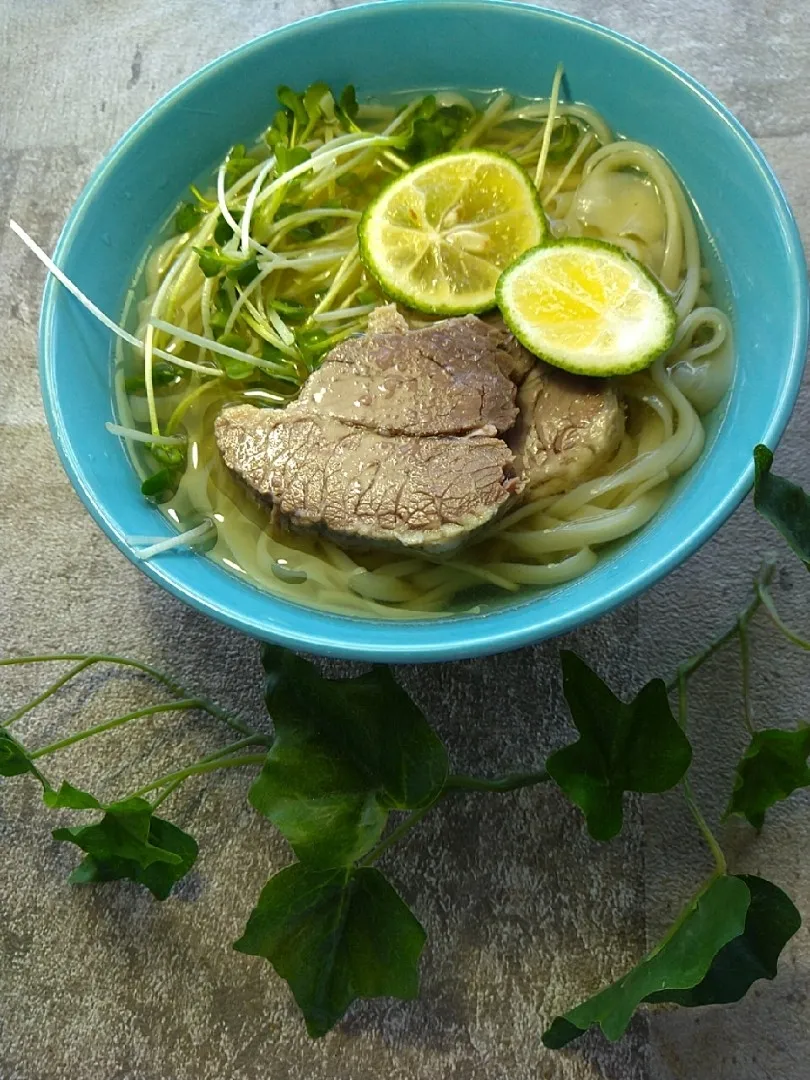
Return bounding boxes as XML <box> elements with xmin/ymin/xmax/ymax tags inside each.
<box><xmin>148</xmin><ymin>735</ymin><xmax>269</xmax><ymax>808</ymax></box>
<box><xmin>360</xmin><ymin>770</ymin><xmax>550</xmax><ymax>865</ymax></box>
<box><xmin>757</xmin><ymin>582</ymin><xmax>810</xmax><ymax>651</ymax></box>
<box><xmin>444</xmin><ymin>771</ymin><xmax>549</xmax><ymax>793</ymax></box>
<box><xmin>0</xmin><ymin>653</ymin><xmax>255</xmax><ymax>737</ymax></box>
<box><xmin>128</xmin><ymin>753</ymin><xmax>267</xmax><ymax>799</ymax></box>
<box><xmin>667</xmin><ymin>560</ymin><xmax>775</xmax><ymax>693</ymax></box>
<box><xmin>359</xmin><ymin>801</ymin><xmax>439</xmax><ymax>866</ymax></box>
<box><xmin>738</xmin><ymin>619</ymin><xmax>755</xmax><ymax>736</ymax></box>
<box><xmin>30</xmin><ymin>699</ymin><xmax>202</xmax><ymax>759</ymax></box>
<box><xmin>677</xmin><ymin>671</ymin><xmax>727</xmax><ymax>876</ymax></box>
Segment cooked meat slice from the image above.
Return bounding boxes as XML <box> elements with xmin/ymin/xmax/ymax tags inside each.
<box><xmin>508</xmin><ymin>363</ymin><xmax>625</xmax><ymax>494</ymax></box>
<box><xmin>215</xmin><ymin>404</ymin><xmax>520</xmax><ymax>552</ymax></box>
<box><xmin>367</xmin><ymin>303</ymin><xmax>409</xmax><ymax>334</ymax></box>
<box><xmin>297</xmin><ymin>314</ymin><xmax>518</xmax><ymax>437</ymax></box>
<box><xmin>479</xmin><ymin>311</ymin><xmax>536</xmax><ymax>384</ymax></box>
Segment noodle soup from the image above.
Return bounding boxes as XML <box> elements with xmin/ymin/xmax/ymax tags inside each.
<box><xmin>116</xmin><ymin>83</ymin><xmax>733</xmax><ymax>618</ymax></box>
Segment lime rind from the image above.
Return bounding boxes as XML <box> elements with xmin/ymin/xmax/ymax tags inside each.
<box><xmin>496</xmin><ymin>236</ymin><xmax>677</xmax><ymax>377</ymax></box>
<box><xmin>359</xmin><ymin>149</ymin><xmax>547</xmax><ymax>316</ymax></box>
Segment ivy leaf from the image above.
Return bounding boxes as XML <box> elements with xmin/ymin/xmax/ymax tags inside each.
<box><xmin>726</xmin><ymin>727</ymin><xmax>810</xmax><ymax>828</ymax></box>
<box><xmin>249</xmin><ymin>646</ymin><xmax>448</xmax><ymax>867</ymax></box>
<box><xmin>44</xmin><ymin>780</ymin><xmax>100</xmax><ymax>809</ymax></box>
<box><xmin>0</xmin><ymin>728</ymin><xmax>39</xmax><ymax>778</ymax></box>
<box><xmin>546</xmin><ymin>652</ymin><xmax>692</xmax><ymax>840</ymax></box>
<box><xmin>753</xmin><ymin>445</ymin><xmax>810</xmax><ymax>567</ymax></box>
<box><xmin>646</xmin><ymin>876</ymin><xmax>800</xmax><ymax>1007</ymax></box>
<box><xmin>234</xmin><ymin>863</ymin><xmax>425</xmax><ymax>1036</ymax></box>
<box><xmin>68</xmin><ymin>818</ymin><xmax>199</xmax><ymax>901</ymax></box>
<box><xmin>543</xmin><ymin>875</ymin><xmax>751</xmax><ymax>1048</ymax></box>
<box><xmin>52</xmin><ymin>794</ymin><xmax>198</xmax><ymax>900</ymax></box>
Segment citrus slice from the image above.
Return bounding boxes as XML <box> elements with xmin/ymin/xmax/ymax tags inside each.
<box><xmin>496</xmin><ymin>238</ymin><xmax>677</xmax><ymax>376</ymax></box>
<box><xmin>359</xmin><ymin>150</ymin><xmax>546</xmax><ymax>315</ymax></box>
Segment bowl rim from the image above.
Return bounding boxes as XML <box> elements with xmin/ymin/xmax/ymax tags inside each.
<box><xmin>38</xmin><ymin>0</ymin><xmax>809</xmax><ymax>662</ymax></box>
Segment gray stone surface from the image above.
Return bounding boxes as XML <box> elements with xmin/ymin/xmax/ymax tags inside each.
<box><xmin>1</xmin><ymin>2</ymin><xmax>808</xmax><ymax>1078</ymax></box>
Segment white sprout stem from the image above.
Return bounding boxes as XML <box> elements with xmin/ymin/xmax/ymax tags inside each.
<box><xmin>268</xmin><ymin>207</ymin><xmax>362</xmax><ymax>231</ymax></box>
<box><xmin>223</xmin><ymin>264</ymin><xmax>277</xmax><ymax>336</ymax></box>
<box><xmin>255</xmin><ymin>135</ymin><xmax>401</xmax><ymax>212</ymax></box>
<box><xmin>534</xmin><ymin>64</ymin><xmax>565</xmax><ymax>190</ymax></box>
<box><xmin>257</xmin><ymin>248</ymin><xmax>353</xmax><ymax>272</ymax></box>
<box><xmin>312</xmin><ymin>304</ymin><xmax>375</xmax><ymax>323</ymax></box>
<box><xmin>240</xmin><ymin>156</ymin><xmax>277</xmax><ymax>255</ymax></box>
<box><xmin>240</xmin><ymin>302</ymin><xmax>301</xmax><ymax>359</ymax></box>
<box><xmin>10</xmin><ymin>219</ymin><xmax>143</xmax><ymax>348</ymax></box>
<box><xmin>456</xmin><ymin>92</ymin><xmax>512</xmax><ymax>148</ymax></box>
<box><xmin>105</xmin><ymin>422</ymin><xmax>185</xmax><ymax>446</ymax></box>
<box><xmin>150</xmin><ymin>317</ymin><xmax>267</xmax><ymax>366</ymax></box>
<box><xmin>143</xmin><ymin>323</ymin><xmax>159</xmax><ymax>436</ymax></box>
<box><xmin>266</xmin><ymin>307</ymin><xmax>296</xmax><ymax>346</ymax></box>
<box><xmin>134</xmin><ymin>519</ymin><xmax>215</xmax><ymax>561</ymax></box>
<box><xmin>217</xmin><ymin>162</ymin><xmax>244</xmax><ymax>237</ymax></box>
<box><xmin>9</xmin><ymin>219</ymin><xmax>221</xmax><ymax>380</ymax></box>
<box><xmin>543</xmin><ymin>131</ymin><xmax>595</xmax><ymax>204</ymax></box>
<box><xmin>311</xmin><ymin>246</ymin><xmax>360</xmax><ymax>316</ymax></box>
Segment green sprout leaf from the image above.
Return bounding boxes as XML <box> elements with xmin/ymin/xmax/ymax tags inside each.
<box><xmin>141</xmin><ymin>467</ymin><xmax>181</xmax><ymax>501</ymax></box>
<box><xmin>234</xmin><ymin>863</ymin><xmax>425</xmax><ymax>1037</ymax></box>
<box><xmin>222</xmin><ymin>357</ymin><xmax>256</xmax><ymax>381</ymax></box>
<box><xmin>398</xmin><ymin>97</ymin><xmax>471</xmax><ymax>162</ymax></box>
<box><xmin>543</xmin><ymin>873</ymin><xmax>799</xmax><ymax>1048</ymax></box>
<box><xmin>268</xmin><ymin>297</ymin><xmax>310</xmax><ymax>323</ymax></box>
<box><xmin>726</xmin><ymin>727</ymin><xmax>810</xmax><ymax>828</ymax></box>
<box><xmin>546</xmin><ymin>651</ymin><xmax>692</xmax><ymax>840</ymax></box>
<box><xmin>277</xmin><ymin>85</ymin><xmax>308</xmax><ymax>129</ymax></box>
<box><xmin>753</xmin><ymin>445</ymin><xmax>810</xmax><ymax>568</ymax></box>
<box><xmin>214</xmin><ymin>213</ymin><xmax>240</xmax><ymax>246</ymax></box>
<box><xmin>189</xmin><ymin>184</ymin><xmax>217</xmax><ymax>212</ymax></box>
<box><xmin>224</xmin><ymin>144</ymin><xmax>258</xmax><ymax>184</ymax></box>
<box><xmin>248</xmin><ymin>646</ymin><xmax>448</xmax><ymax>867</ymax></box>
<box><xmin>124</xmin><ymin>361</ymin><xmax>179</xmax><ymax>394</ymax></box>
<box><xmin>174</xmin><ymin>202</ymin><xmax>203</xmax><ymax>235</ymax></box>
<box><xmin>303</xmin><ymin>81</ymin><xmax>333</xmax><ymax>127</ymax></box>
<box><xmin>335</xmin><ymin>84</ymin><xmax>360</xmax><ymax>131</ymax></box>
<box><xmin>51</xmin><ymin>791</ymin><xmax>198</xmax><ymax>901</ymax></box>
<box><xmin>193</xmin><ymin>245</ymin><xmax>253</xmax><ymax>279</ymax></box>
<box><xmin>0</xmin><ymin>728</ymin><xmax>39</xmax><ymax>778</ymax></box>
<box><xmin>275</xmin><ymin>144</ymin><xmax>312</xmax><ymax>177</ymax></box>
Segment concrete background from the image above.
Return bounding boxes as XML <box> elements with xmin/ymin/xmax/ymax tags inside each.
<box><xmin>1</xmin><ymin>2</ymin><xmax>809</xmax><ymax>1077</ymax></box>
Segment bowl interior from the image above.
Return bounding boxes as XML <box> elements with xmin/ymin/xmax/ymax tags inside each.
<box><xmin>39</xmin><ymin>0</ymin><xmax>808</xmax><ymax>661</ymax></box>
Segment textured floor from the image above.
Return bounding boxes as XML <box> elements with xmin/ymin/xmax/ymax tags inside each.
<box><xmin>1</xmin><ymin>2</ymin><xmax>809</xmax><ymax>1078</ymax></box>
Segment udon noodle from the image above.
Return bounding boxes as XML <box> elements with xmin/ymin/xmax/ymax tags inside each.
<box><xmin>116</xmin><ymin>85</ymin><xmax>733</xmax><ymax>617</ymax></box>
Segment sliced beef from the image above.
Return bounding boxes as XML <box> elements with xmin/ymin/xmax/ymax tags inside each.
<box><xmin>215</xmin><ymin>307</ymin><xmax>625</xmax><ymax>555</ymax></box>
<box><xmin>215</xmin><ymin>405</ymin><xmax>518</xmax><ymax>552</ymax></box>
<box><xmin>297</xmin><ymin>313</ymin><xmax>519</xmax><ymax>437</ymax></box>
<box><xmin>366</xmin><ymin>303</ymin><xmax>409</xmax><ymax>335</ymax></box>
<box><xmin>508</xmin><ymin>363</ymin><xmax>625</xmax><ymax>495</ymax></box>
<box><xmin>479</xmin><ymin>311</ymin><xmax>536</xmax><ymax>384</ymax></box>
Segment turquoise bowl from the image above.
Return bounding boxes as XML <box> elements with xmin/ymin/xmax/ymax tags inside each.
<box><xmin>39</xmin><ymin>0</ymin><xmax>808</xmax><ymax>662</ymax></box>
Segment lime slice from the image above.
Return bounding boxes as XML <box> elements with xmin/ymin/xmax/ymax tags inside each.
<box><xmin>497</xmin><ymin>238</ymin><xmax>677</xmax><ymax>376</ymax></box>
<box><xmin>359</xmin><ymin>150</ymin><xmax>546</xmax><ymax>315</ymax></box>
